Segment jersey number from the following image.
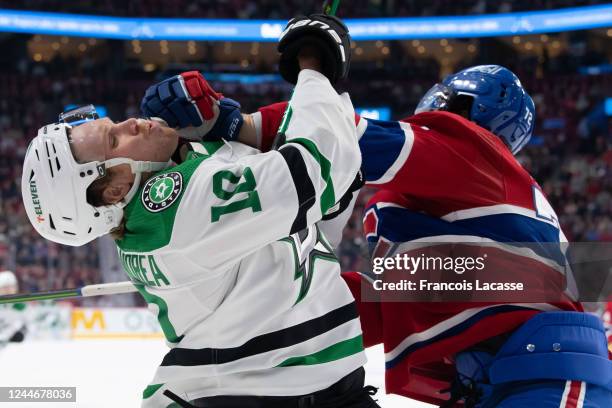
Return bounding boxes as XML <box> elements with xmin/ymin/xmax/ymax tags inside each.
<box><xmin>211</xmin><ymin>167</ymin><xmax>262</xmax><ymax>222</ymax></box>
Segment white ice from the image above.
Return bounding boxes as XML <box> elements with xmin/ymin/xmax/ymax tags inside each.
<box><xmin>0</xmin><ymin>340</ymin><xmax>434</xmax><ymax>407</ymax></box>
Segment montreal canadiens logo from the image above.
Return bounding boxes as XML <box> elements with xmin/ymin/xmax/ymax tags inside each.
<box><xmin>142</xmin><ymin>172</ymin><xmax>183</xmax><ymax>213</ymax></box>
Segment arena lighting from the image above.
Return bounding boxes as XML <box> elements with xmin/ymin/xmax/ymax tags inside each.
<box><xmin>203</xmin><ymin>73</ymin><xmax>283</xmax><ymax>84</ymax></box>
<box><xmin>355</xmin><ymin>107</ymin><xmax>392</xmax><ymax>121</ymax></box>
<box><xmin>0</xmin><ymin>5</ymin><xmax>611</xmax><ymax>41</ymax></box>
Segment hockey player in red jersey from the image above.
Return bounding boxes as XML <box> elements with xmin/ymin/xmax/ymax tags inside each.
<box><xmin>334</xmin><ymin>66</ymin><xmax>612</xmax><ymax>407</ymax></box>
<box><xmin>141</xmin><ymin>65</ymin><xmax>612</xmax><ymax>406</ymax></box>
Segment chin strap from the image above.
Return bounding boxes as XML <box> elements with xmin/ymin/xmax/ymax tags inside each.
<box><xmin>101</xmin><ymin>157</ymin><xmax>169</xmax><ymax>208</ymax></box>
<box><xmin>121</xmin><ymin>172</ymin><xmax>142</xmax><ymax>206</ymax></box>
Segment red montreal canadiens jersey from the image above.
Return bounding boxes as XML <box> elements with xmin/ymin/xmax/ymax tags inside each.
<box><xmin>257</xmin><ymin>103</ymin><xmax>582</xmax><ymax>405</ymax></box>
<box><xmin>605</xmin><ymin>302</ymin><xmax>612</xmax><ymax>350</ymax></box>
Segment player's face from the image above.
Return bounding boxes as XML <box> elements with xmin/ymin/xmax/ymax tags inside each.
<box><xmin>69</xmin><ymin>117</ymin><xmax>178</xmax><ymax>164</ymax></box>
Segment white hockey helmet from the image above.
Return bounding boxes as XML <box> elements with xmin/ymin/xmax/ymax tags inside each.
<box><xmin>21</xmin><ymin>105</ymin><xmax>168</xmax><ymax>247</ymax></box>
<box><xmin>0</xmin><ymin>270</ymin><xmax>17</xmax><ymax>289</ymax></box>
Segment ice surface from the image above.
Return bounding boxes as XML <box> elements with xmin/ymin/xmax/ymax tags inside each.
<box><xmin>0</xmin><ymin>341</ymin><xmax>433</xmax><ymax>407</ymax></box>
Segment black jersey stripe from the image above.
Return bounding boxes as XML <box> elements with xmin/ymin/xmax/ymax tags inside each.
<box><xmin>160</xmin><ymin>302</ymin><xmax>359</xmax><ymax>367</ymax></box>
<box><xmin>279</xmin><ymin>145</ymin><xmax>317</xmax><ymax>234</ymax></box>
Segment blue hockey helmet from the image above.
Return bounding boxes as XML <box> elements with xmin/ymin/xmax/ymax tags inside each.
<box><xmin>415</xmin><ymin>65</ymin><xmax>535</xmax><ymax>155</ymax></box>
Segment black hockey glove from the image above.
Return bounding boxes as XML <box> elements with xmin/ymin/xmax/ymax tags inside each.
<box><xmin>278</xmin><ymin>14</ymin><xmax>351</xmax><ymax>85</ymax></box>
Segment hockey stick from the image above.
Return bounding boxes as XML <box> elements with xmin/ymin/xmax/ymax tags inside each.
<box><xmin>323</xmin><ymin>0</ymin><xmax>341</xmax><ymax>16</ymax></box>
<box><xmin>0</xmin><ymin>281</ymin><xmax>137</xmax><ymax>304</ymax></box>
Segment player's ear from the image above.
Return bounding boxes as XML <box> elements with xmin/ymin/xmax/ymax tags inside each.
<box><xmin>98</xmin><ymin>164</ymin><xmax>135</xmax><ymax>204</ymax></box>
<box><xmin>102</xmin><ymin>183</ymin><xmax>130</xmax><ymax>204</ymax></box>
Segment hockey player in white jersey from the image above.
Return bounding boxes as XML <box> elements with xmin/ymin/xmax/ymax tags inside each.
<box><xmin>0</xmin><ymin>271</ymin><xmax>27</xmax><ymax>345</ymax></box>
<box><xmin>21</xmin><ymin>14</ymin><xmax>381</xmax><ymax>408</ymax></box>
<box><xmin>0</xmin><ymin>270</ymin><xmax>17</xmax><ymax>296</ymax></box>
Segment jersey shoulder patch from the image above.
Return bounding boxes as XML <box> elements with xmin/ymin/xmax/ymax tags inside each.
<box><xmin>141</xmin><ymin>171</ymin><xmax>183</xmax><ymax>213</ymax></box>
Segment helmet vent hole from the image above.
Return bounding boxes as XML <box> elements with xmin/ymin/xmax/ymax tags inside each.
<box><xmin>49</xmin><ymin>215</ymin><xmax>56</xmax><ymax>230</ymax></box>
<box><xmin>55</xmin><ymin>157</ymin><xmax>61</xmax><ymax>170</ymax></box>
<box><xmin>87</xmin><ymin>170</ymin><xmax>93</xmax><ymax>176</ymax></box>
<box><xmin>87</xmin><ymin>227</ymin><xmax>92</xmax><ymax>234</ymax></box>
<box><xmin>94</xmin><ymin>212</ymin><xmax>100</xmax><ymax>218</ymax></box>
<box><xmin>35</xmin><ymin>149</ymin><xmax>40</xmax><ymax>160</ymax></box>
<box><xmin>79</xmin><ymin>172</ymin><xmax>86</xmax><ymax>178</ymax></box>
<box><xmin>51</xmin><ymin>143</ymin><xmax>56</xmax><ymax>154</ymax></box>
<box><xmin>63</xmin><ymin>231</ymin><xmax>76</xmax><ymax>236</ymax></box>
<box><xmin>47</xmin><ymin>160</ymin><xmax>54</xmax><ymax>178</ymax></box>
<box><xmin>62</xmin><ymin>217</ymin><xmax>72</xmax><ymax>221</ymax></box>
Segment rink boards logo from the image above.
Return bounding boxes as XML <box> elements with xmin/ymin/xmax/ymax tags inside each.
<box><xmin>142</xmin><ymin>172</ymin><xmax>183</xmax><ymax>213</ymax></box>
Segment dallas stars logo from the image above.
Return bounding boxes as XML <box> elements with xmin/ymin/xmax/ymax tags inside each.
<box><xmin>142</xmin><ymin>172</ymin><xmax>183</xmax><ymax>213</ymax></box>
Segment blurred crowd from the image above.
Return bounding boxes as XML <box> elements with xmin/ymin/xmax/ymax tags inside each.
<box><xmin>0</xmin><ymin>33</ymin><xmax>609</xmax><ymax>300</ymax></box>
<box><xmin>0</xmin><ymin>0</ymin><xmax>609</xmax><ymax>18</ymax></box>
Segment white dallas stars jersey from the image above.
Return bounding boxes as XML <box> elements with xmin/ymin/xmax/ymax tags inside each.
<box><xmin>115</xmin><ymin>70</ymin><xmax>366</xmax><ymax>407</ymax></box>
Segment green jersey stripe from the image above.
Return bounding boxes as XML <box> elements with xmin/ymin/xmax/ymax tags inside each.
<box><xmin>276</xmin><ymin>334</ymin><xmax>364</xmax><ymax>367</ymax></box>
<box><xmin>136</xmin><ymin>285</ymin><xmax>184</xmax><ymax>344</ymax></box>
<box><xmin>160</xmin><ymin>302</ymin><xmax>358</xmax><ymax>367</ymax></box>
<box><xmin>278</xmin><ymin>104</ymin><xmax>293</xmax><ymax>136</ymax></box>
<box><xmin>199</xmin><ymin>140</ymin><xmax>224</xmax><ymax>156</ymax></box>
<box><xmin>142</xmin><ymin>383</ymin><xmax>164</xmax><ymax>399</ymax></box>
<box><xmin>287</xmin><ymin>138</ymin><xmax>335</xmax><ymax>215</ymax></box>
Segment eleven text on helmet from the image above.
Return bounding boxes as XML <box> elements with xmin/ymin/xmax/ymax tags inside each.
<box><xmin>29</xmin><ymin>179</ymin><xmax>45</xmax><ymax>222</ymax></box>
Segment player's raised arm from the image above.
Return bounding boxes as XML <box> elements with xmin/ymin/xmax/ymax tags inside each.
<box><xmin>139</xmin><ymin>14</ymin><xmax>354</xmax><ymax>153</ymax></box>
<box><xmin>156</xmin><ymin>14</ymin><xmax>358</xmax><ymax>271</ymax></box>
